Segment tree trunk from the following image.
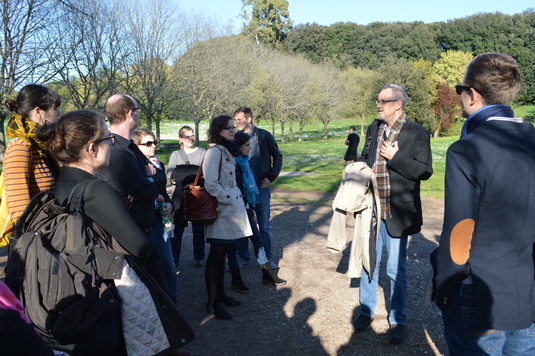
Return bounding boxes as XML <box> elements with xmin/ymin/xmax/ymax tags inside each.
<box><xmin>271</xmin><ymin>117</ymin><xmax>276</xmax><ymax>135</ymax></box>
<box><xmin>298</xmin><ymin>122</ymin><xmax>305</xmax><ymax>142</ymax></box>
<box><xmin>288</xmin><ymin>120</ymin><xmax>294</xmax><ymax>141</ymax></box>
<box><xmin>322</xmin><ymin>120</ymin><xmax>329</xmax><ymax>140</ymax></box>
<box><xmin>280</xmin><ymin>121</ymin><xmax>285</xmax><ymax>144</ymax></box>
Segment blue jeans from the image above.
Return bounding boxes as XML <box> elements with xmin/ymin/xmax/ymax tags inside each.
<box><xmin>359</xmin><ymin>220</ymin><xmax>408</xmax><ymax>325</ymax></box>
<box><xmin>442</xmin><ymin>283</ymin><xmax>535</xmax><ymax>355</ymax></box>
<box><xmin>152</xmin><ymin>217</ymin><xmax>177</xmax><ymax>298</ymax></box>
<box><xmin>238</xmin><ymin>187</ymin><xmax>272</xmax><ymax>260</ymax></box>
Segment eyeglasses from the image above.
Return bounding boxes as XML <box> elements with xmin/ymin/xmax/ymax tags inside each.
<box><xmin>131</xmin><ymin>107</ymin><xmax>142</xmax><ymax>111</ymax></box>
<box><xmin>139</xmin><ymin>140</ymin><xmax>158</xmax><ymax>147</ymax></box>
<box><xmin>224</xmin><ymin>126</ymin><xmax>237</xmax><ymax>132</ymax></box>
<box><xmin>182</xmin><ymin>134</ymin><xmax>195</xmax><ymax>139</ymax></box>
<box><xmin>455</xmin><ymin>84</ymin><xmax>472</xmax><ymax>95</ymax></box>
<box><xmin>93</xmin><ymin>134</ymin><xmax>115</xmax><ymax>146</ymax></box>
<box><xmin>376</xmin><ymin>99</ymin><xmax>399</xmax><ymax>105</ymax></box>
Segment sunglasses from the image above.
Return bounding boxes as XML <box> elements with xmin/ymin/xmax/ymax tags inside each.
<box><xmin>455</xmin><ymin>84</ymin><xmax>472</xmax><ymax>95</ymax></box>
<box><xmin>139</xmin><ymin>140</ymin><xmax>158</xmax><ymax>147</ymax></box>
<box><xmin>93</xmin><ymin>134</ymin><xmax>115</xmax><ymax>146</ymax></box>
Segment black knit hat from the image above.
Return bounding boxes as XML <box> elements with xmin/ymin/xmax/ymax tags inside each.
<box><xmin>234</xmin><ymin>131</ymin><xmax>250</xmax><ymax>148</ymax></box>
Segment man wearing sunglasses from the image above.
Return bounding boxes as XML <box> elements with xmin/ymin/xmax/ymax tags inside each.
<box><xmin>430</xmin><ymin>53</ymin><xmax>535</xmax><ymax>355</ymax></box>
<box><xmin>354</xmin><ymin>84</ymin><xmax>433</xmax><ymax>344</ymax></box>
<box><xmin>98</xmin><ymin>94</ymin><xmax>167</xmax><ymax>290</ymax></box>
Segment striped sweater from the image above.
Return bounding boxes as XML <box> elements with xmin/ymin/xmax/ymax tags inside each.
<box><xmin>3</xmin><ymin>139</ymin><xmax>56</xmax><ymax>223</ymax></box>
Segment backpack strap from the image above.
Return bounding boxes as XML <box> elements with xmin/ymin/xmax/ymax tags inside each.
<box><xmin>65</xmin><ymin>181</ymin><xmax>92</xmax><ymax>251</ymax></box>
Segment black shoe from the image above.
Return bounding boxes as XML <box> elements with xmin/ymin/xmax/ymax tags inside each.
<box><xmin>206</xmin><ymin>304</ymin><xmax>232</xmax><ymax>320</ymax></box>
<box><xmin>230</xmin><ymin>268</ymin><xmax>250</xmax><ymax>293</ymax></box>
<box><xmin>353</xmin><ymin>314</ymin><xmax>373</xmax><ymax>332</ymax></box>
<box><xmin>218</xmin><ymin>294</ymin><xmax>241</xmax><ymax>307</ymax></box>
<box><xmin>389</xmin><ymin>324</ymin><xmax>406</xmax><ymax>344</ymax></box>
<box><xmin>261</xmin><ymin>268</ymin><xmax>287</xmax><ymax>286</ymax></box>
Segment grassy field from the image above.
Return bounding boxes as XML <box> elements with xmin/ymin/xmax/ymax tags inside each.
<box><xmin>157</xmin><ymin>117</ymin><xmax>457</xmax><ymax>199</ymax></box>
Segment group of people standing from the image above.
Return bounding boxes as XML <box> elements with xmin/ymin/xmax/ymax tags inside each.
<box><xmin>0</xmin><ymin>85</ymin><xmax>286</xmax><ymax>354</ymax></box>
<box><xmin>0</xmin><ymin>51</ymin><xmax>533</xmax><ymax>356</ymax></box>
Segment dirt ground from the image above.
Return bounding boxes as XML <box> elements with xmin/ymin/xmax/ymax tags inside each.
<box><xmin>0</xmin><ymin>189</ymin><xmax>447</xmax><ymax>356</ymax></box>
<box><xmin>174</xmin><ymin>189</ymin><xmax>447</xmax><ymax>356</ymax></box>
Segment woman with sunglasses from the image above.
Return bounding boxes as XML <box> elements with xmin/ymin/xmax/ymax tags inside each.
<box><xmin>167</xmin><ymin>126</ymin><xmax>207</xmax><ymax>269</ymax></box>
<box><xmin>203</xmin><ymin>115</ymin><xmax>252</xmax><ymax>320</ymax></box>
<box><xmin>132</xmin><ymin>128</ymin><xmax>177</xmax><ymax>301</ymax></box>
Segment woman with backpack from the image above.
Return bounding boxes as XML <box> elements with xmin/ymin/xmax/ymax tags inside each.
<box><xmin>32</xmin><ymin>110</ymin><xmax>194</xmax><ymax>356</ymax></box>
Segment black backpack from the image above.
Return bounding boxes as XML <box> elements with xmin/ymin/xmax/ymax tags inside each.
<box><xmin>4</xmin><ymin>183</ymin><xmax>124</xmax><ymax>352</ymax></box>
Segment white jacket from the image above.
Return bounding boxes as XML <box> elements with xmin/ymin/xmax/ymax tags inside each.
<box><xmin>326</xmin><ymin>162</ymin><xmax>380</xmax><ymax>278</ymax></box>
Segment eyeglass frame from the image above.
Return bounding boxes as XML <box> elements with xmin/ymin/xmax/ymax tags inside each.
<box><xmin>375</xmin><ymin>99</ymin><xmax>400</xmax><ymax>105</ymax></box>
<box><xmin>455</xmin><ymin>84</ymin><xmax>473</xmax><ymax>95</ymax></box>
<box><xmin>138</xmin><ymin>140</ymin><xmax>158</xmax><ymax>147</ymax></box>
<box><xmin>131</xmin><ymin>107</ymin><xmax>142</xmax><ymax>111</ymax></box>
<box><xmin>93</xmin><ymin>134</ymin><xmax>116</xmax><ymax>146</ymax></box>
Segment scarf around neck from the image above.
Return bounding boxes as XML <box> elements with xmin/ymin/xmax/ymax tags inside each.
<box><xmin>373</xmin><ymin>115</ymin><xmax>407</xmax><ymax>219</ymax></box>
<box><xmin>461</xmin><ymin>105</ymin><xmax>515</xmax><ymax>137</ymax></box>
<box><xmin>235</xmin><ymin>155</ymin><xmax>259</xmax><ymax>206</ymax></box>
<box><xmin>6</xmin><ymin>113</ymin><xmax>48</xmax><ymax>156</ymax></box>
<box><xmin>218</xmin><ymin>137</ymin><xmax>241</xmax><ymax>157</ymax></box>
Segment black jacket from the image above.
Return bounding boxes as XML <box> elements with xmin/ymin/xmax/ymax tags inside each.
<box><xmin>249</xmin><ymin>127</ymin><xmax>283</xmax><ymax>184</ymax></box>
<box><xmin>55</xmin><ymin>166</ymin><xmax>151</xmax><ymax>264</ymax></box>
<box><xmin>359</xmin><ymin>119</ymin><xmax>433</xmax><ymax>237</ymax></box>
<box><xmin>97</xmin><ymin>135</ymin><xmax>159</xmax><ymax>232</ymax></box>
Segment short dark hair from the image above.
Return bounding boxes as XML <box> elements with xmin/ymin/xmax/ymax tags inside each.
<box><xmin>234</xmin><ymin>106</ymin><xmax>253</xmax><ymax>121</ymax></box>
<box><xmin>464</xmin><ymin>52</ymin><xmax>522</xmax><ymax>105</ymax></box>
<box><xmin>37</xmin><ymin>110</ymin><xmax>106</xmax><ymax>164</ymax></box>
<box><xmin>207</xmin><ymin>115</ymin><xmax>233</xmax><ymax>144</ymax></box>
<box><xmin>349</xmin><ymin>126</ymin><xmax>356</xmax><ymax>131</ymax></box>
<box><xmin>4</xmin><ymin>84</ymin><xmax>61</xmax><ymax>118</ymax></box>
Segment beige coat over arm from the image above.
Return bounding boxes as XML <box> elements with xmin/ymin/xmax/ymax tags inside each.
<box><xmin>203</xmin><ymin>144</ymin><xmax>252</xmax><ymax>240</ymax></box>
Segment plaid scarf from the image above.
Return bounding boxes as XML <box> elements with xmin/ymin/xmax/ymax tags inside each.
<box><xmin>373</xmin><ymin>114</ymin><xmax>406</xmax><ymax>219</ymax></box>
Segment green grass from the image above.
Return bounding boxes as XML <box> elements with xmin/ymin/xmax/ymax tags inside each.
<box><xmin>156</xmin><ymin>117</ymin><xmax>455</xmax><ymax>199</ymax></box>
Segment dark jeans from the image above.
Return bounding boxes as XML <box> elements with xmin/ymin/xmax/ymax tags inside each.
<box><xmin>442</xmin><ymin>283</ymin><xmax>535</xmax><ymax>355</ymax></box>
<box><xmin>171</xmin><ymin>222</ymin><xmax>205</xmax><ymax>266</ymax></box>
<box><xmin>230</xmin><ymin>209</ymin><xmax>264</xmax><ymax>269</ymax></box>
<box><xmin>152</xmin><ymin>217</ymin><xmax>177</xmax><ymax>298</ymax></box>
<box><xmin>144</xmin><ymin>229</ymin><xmax>168</xmax><ymax>295</ymax></box>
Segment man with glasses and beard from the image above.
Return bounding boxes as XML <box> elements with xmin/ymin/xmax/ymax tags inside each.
<box><xmin>353</xmin><ymin>84</ymin><xmax>433</xmax><ymax>344</ymax></box>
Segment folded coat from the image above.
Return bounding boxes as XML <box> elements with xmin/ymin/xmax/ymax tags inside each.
<box><xmin>326</xmin><ymin>162</ymin><xmax>381</xmax><ymax>279</ymax></box>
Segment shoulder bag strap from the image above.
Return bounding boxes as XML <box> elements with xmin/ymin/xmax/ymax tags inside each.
<box><xmin>178</xmin><ymin>149</ymin><xmax>190</xmax><ymax>165</ymax></box>
<box><xmin>193</xmin><ymin>147</ymin><xmax>222</xmax><ymax>186</ymax></box>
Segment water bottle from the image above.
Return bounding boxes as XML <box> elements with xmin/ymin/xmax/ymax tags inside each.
<box><xmin>160</xmin><ymin>201</ymin><xmax>170</xmax><ymax>224</ymax></box>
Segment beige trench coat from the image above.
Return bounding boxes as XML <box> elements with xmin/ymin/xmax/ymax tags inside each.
<box><xmin>203</xmin><ymin>144</ymin><xmax>252</xmax><ymax>240</ymax></box>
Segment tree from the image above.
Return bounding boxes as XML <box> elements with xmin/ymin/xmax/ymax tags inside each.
<box><xmin>120</xmin><ymin>0</ymin><xmax>186</xmax><ymax>140</ymax></box>
<box><xmin>339</xmin><ymin>67</ymin><xmax>377</xmax><ymax>137</ymax></box>
<box><xmin>0</xmin><ymin>0</ymin><xmax>67</xmax><ymax>159</ymax></box>
<box><xmin>432</xmin><ymin>81</ymin><xmax>460</xmax><ymax>137</ymax></box>
<box><xmin>48</xmin><ymin>0</ymin><xmax>126</xmax><ymax>111</ymax></box>
<box><xmin>432</xmin><ymin>50</ymin><xmax>473</xmax><ymax>87</ymax></box>
<box><xmin>241</xmin><ymin>0</ymin><xmax>293</xmax><ymax>46</ymax></box>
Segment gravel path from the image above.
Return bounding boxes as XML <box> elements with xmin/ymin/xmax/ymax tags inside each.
<box><xmin>0</xmin><ymin>189</ymin><xmax>447</xmax><ymax>355</ymax></box>
<box><xmin>175</xmin><ymin>189</ymin><xmax>447</xmax><ymax>356</ymax></box>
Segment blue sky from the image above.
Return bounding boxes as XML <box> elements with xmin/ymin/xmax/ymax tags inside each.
<box><xmin>180</xmin><ymin>0</ymin><xmax>533</xmax><ymax>30</ymax></box>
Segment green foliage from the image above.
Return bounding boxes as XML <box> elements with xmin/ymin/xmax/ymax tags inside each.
<box><xmin>241</xmin><ymin>0</ymin><xmax>293</xmax><ymax>46</ymax></box>
<box><xmin>432</xmin><ymin>50</ymin><xmax>473</xmax><ymax>86</ymax></box>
